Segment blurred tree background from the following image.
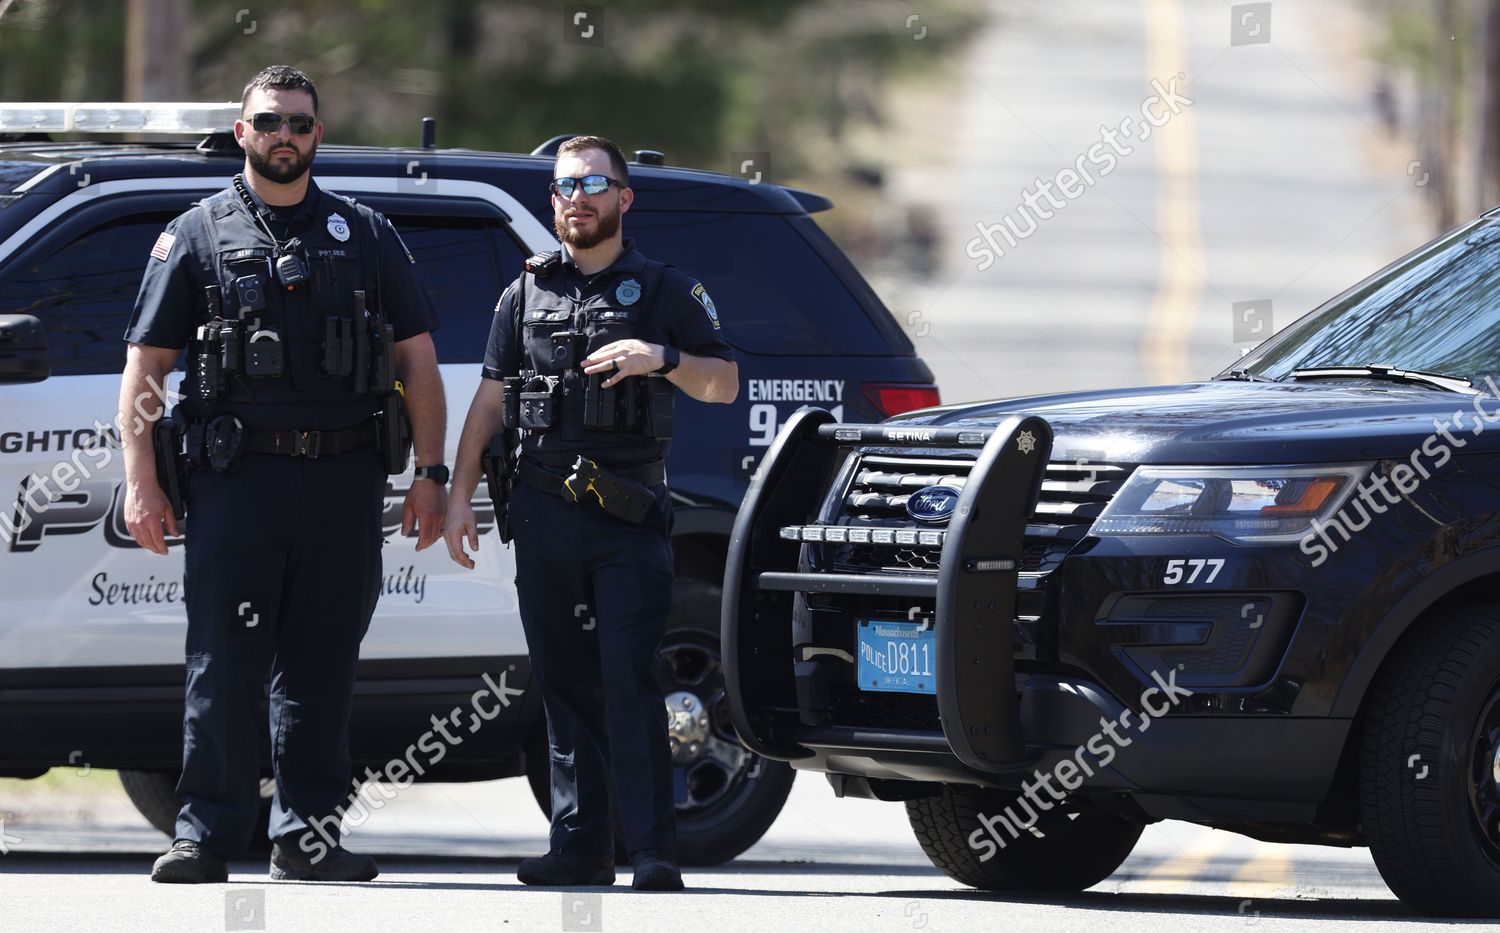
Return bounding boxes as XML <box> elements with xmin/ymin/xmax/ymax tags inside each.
<box><xmin>1373</xmin><ymin>0</ymin><xmax>1500</xmax><ymax>229</ymax></box>
<box><xmin>0</xmin><ymin>0</ymin><xmax>981</xmax><ymax>272</ymax></box>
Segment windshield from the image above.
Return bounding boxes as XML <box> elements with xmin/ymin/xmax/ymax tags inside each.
<box><xmin>1235</xmin><ymin>220</ymin><xmax>1500</xmax><ymax>383</ymax></box>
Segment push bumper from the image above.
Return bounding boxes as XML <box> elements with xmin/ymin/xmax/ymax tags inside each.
<box><xmin>722</xmin><ymin>408</ymin><xmax>1053</xmax><ymax>774</ymax></box>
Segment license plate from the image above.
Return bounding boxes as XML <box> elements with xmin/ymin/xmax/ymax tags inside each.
<box><xmin>856</xmin><ymin>619</ymin><xmax>937</xmax><ymax>695</ymax></box>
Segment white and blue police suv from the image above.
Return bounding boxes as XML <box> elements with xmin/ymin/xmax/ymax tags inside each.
<box><xmin>0</xmin><ymin>103</ymin><xmax>941</xmax><ymax>864</ymax></box>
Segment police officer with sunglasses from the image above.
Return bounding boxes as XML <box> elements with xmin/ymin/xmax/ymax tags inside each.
<box><xmin>121</xmin><ymin>65</ymin><xmax>447</xmax><ymax>884</ymax></box>
<box><xmin>444</xmin><ymin>135</ymin><xmax>738</xmax><ymax>891</ymax></box>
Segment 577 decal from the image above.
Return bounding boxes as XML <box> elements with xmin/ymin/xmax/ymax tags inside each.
<box><xmin>1162</xmin><ymin>558</ymin><xmax>1224</xmax><ymax>585</ymax></box>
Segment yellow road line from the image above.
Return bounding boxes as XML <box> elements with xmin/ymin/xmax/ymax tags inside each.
<box><xmin>1130</xmin><ymin>827</ymin><xmax>1235</xmax><ymax>894</ymax></box>
<box><xmin>1140</xmin><ymin>0</ymin><xmax>1202</xmax><ymax>385</ymax></box>
<box><xmin>1231</xmin><ymin>844</ymin><xmax>1295</xmax><ymax>898</ymax></box>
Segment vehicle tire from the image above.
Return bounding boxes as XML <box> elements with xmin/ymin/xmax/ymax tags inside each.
<box><xmin>118</xmin><ymin>769</ymin><xmax>274</xmax><ymax>852</ymax></box>
<box><xmin>906</xmin><ymin>783</ymin><xmax>1143</xmax><ymax>891</ymax></box>
<box><xmin>522</xmin><ymin>579</ymin><xmax>795</xmax><ymax>866</ymax></box>
<box><xmin>118</xmin><ymin>770</ymin><xmax>180</xmax><ymax>837</ymax></box>
<box><xmin>1360</xmin><ymin>601</ymin><xmax>1500</xmax><ymax>917</ymax></box>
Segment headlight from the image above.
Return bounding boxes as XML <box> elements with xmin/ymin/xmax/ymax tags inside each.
<box><xmin>1092</xmin><ymin>464</ymin><xmax>1370</xmax><ymax>544</ymax></box>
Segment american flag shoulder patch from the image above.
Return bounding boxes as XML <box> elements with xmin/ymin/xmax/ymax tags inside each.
<box><xmin>149</xmin><ymin>231</ymin><xmax>175</xmax><ymax>262</ymax></box>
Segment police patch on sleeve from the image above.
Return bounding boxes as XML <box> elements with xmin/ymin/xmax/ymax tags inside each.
<box><xmin>149</xmin><ymin>231</ymin><xmax>175</xmax><ymax>262</ymax></box>
<box><xmin>691</xmin><ymin>283</ymin><xmax>721</xmax><ymax>330</ymax></box>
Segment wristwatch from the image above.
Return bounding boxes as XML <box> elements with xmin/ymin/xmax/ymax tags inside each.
<box><xmin>413</xmin><ymin>464</ymin><xmax>450</xmax><ymax>485</ymax></box>
<box><xmin>658</xmin><ymin>345</ymin><xmax>680</xmax><ymax>375</ymax></box>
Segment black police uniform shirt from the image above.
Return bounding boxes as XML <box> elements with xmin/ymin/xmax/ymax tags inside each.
<box><xmin>123</xmin><ymin>178</ymin><xmax>438</xmax><ymax>431</ymax></box>
<box><xmin>482</xmin><ymin>239</ymin><xmax>734</xmax><ymax>467</ymax></box>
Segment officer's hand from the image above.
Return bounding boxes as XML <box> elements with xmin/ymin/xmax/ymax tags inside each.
<box><xmin>442</xmin><ymin>500</ymin><xmax>480</xmax><ymax>570</ymax></box>
<box><xmin>581</xmin><ymin>339</ymin><xmax>663</xmax><ymax>389</ymax></box>
<box><xmin>403</xmin><ymin>479</ymin><xmax>448</xmax><ymax>551</ymax></box>
<box><xmin>124</xmin><ymin>480</ymin><xmax>179</xmax><ymax>556</ymax></box>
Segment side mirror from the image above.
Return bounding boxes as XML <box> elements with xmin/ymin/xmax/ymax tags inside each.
<box><xmin>0</xmin><ymin>314</ymin><xmax>49</xmax><ymax>384</ymax></box>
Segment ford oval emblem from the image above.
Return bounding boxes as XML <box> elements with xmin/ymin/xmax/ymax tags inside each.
<box><xmin>906</xmin><ymin>485</ymin><xmax>962</xmax><ymax>524</ymax></box>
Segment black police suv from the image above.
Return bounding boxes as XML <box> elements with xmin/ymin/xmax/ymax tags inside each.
<box><xmin>725</xmin><ymin>211</ymin><xmax>1500</xmax><ymax>913</ymax></box>
<box><xmin>0</xmin><ymin>104</ymin><xmax>936</xmax><ymax>865</ymax></box>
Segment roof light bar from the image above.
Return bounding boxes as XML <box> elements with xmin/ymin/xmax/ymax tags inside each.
<box><xmin>0</xmin><ymin>102</ymin><xmax>241</xmax><ymax>134</ymax></box>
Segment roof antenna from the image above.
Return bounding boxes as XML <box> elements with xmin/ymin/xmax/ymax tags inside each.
<box><xmin>421</xmin><ymin>117</ymin><xmax>436</xmax><ymax>150</ymax></box>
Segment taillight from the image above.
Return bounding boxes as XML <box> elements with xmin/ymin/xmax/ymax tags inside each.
<box><xmin>861</xmin><ymin>383</ymin><xmax>942</xmax><ymax>417</ymax></box>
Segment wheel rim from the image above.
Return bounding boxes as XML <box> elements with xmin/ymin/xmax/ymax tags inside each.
<box><xmin>658</xmin><ymin>636</ymin><xmax>761</xmax><ymax>816</ymax></box>
<box><xmin>1467</xmin><ymin>683</ymin><xmax>1500</xmax><ymax>861</ymax></box>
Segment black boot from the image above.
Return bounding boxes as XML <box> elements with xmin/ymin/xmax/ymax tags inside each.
<box><xmin>269</xmin><ymin>840</ymin><xmax>378</xmax><ymax>882</ymax></box>
<box><xmin>629</xmin><ymin>850</ymin><xmax>684</xmax><ymax>891</ymax></box>
<box><xmin>516</xmin><ymin>850</ymin><xmax>616</xmax><ymax>886</ymax></box>
<box><xmin>151</xmin><ymin>840</ymin><xmax>229</xmax><ymax>884</ymax></box>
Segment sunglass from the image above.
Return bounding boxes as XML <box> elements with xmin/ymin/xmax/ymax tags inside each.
<box><xmin>550</xmin><ymin>175</ymin><xmax>623</xmax><ymax>198</ymax></box>
<box><xmin>247</xmin><ymin>112</ymin><xmax>317</xmax><ymax>135</ymax></box>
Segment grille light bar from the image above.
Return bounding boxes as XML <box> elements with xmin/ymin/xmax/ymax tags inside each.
<box><xmin>0</xmin><ymin>102</ymin><xmax>241</xmax><ymax>134</ymax></box>
<box><xmin>778</xmin><ymin>525</ymin><xmax>948</xmax><ymax>547</ymax></box>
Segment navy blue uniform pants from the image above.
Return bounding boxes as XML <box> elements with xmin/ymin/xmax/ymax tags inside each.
<box><xmin>176</xmin><ymin>449</ymin><xmax>385</xmax><ymax>856</ymax></box>
<box><xmin>510</xmin><ymin>477</ymin><xmax>677</xmax><ymax>857</ymax></box>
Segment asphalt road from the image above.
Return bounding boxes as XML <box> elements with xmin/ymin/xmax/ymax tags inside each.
<box><xmin>0</xmin><ymin>1</ymin><xmax>1467</xmax><ymax>931</ymax></box>
<box><xmin>0</xmin><ymin>773</ymin><xmax>1457</xmax><ymax>932</ymax></box>
<box><xmin>872</xmin><ymin>0</ymin><xmax>1428</xmax><ymax>405</ymax></box>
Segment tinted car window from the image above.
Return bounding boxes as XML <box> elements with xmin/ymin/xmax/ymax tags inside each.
<box><xmin>0</xmin><ymin>210</ymin><xmax>176</xmax><ymax>376</ymax></box>
<box><xmin>0</xmin><ymin>208</ymin><xmax>524</xmax><ymax>376</ymax></box>
<box><xmin>0</xmin><ymin>161</ymin><xmax>47</xmax><ymax>212</ymax></box>
<box><xmin>388</xmin><ymin>215</ymin><xmax>523</xmax><ymax>365</ymax></box>
<box><xmin>1241</xmin><ymin>221</ymin><xmax>1500</xmax><ymax>381</ymax></box>
<box><xmin>628</xmin><ymin>212</ymin><xmax>889</xmax><ymax>357</ymax></box>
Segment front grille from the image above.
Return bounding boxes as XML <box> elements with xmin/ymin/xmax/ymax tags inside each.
<box><xmin>821</xmin><ymin>454</ymin><xmax>1131</xmax><ymax>575</ymax></box>
<box><xmin>848</xmin><ymin>543</ymin><xmax>941</xmax><ymax>572</ymax></box>
<box><xmin>829</xmin><ymin>689</ymin><xmax>942</xmax><ymax>732</ymax></box>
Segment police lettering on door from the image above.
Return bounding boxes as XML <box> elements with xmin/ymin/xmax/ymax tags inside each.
<box><xmin>746</xmin><ymin>379</ymin><xmax>844</xmax><ymax>446</ymax></box>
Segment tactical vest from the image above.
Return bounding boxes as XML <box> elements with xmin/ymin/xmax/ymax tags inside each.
<box><xmin>180</xmin><ymin>179</ymin><xmax>392</xmax><ymax>431</ymax></box>
<box><xmin>509</xmin><ymin>251</ymin><xmax>674</xmax><ymax>466</ymax></box>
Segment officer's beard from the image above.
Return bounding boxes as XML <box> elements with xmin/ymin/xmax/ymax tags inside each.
<box><xmin>555</xmin><ymin>201</ymin><xmax>621</xmax><ymax>250</ymax></box>
<box><xmin>246</xmin><ymin>141</ymin><xmax>316</xmax><ymax>185</ymax></box>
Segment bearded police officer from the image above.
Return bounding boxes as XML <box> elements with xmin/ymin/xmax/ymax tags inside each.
<box><xmin>120</xmin><ymin>66</ymin><xmax>447</xmax><ymax>884</ymax></box>
<box><xmin>443</xmin><ymin>136</ymin><xmax>737</xmax><ymax>891</ymax></box>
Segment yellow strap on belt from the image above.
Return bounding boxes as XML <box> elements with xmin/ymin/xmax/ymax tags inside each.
<box><xmin>563</xmin><ymin>458</ymin><xmax>606</xmax><ymax>507</ymax></box>
<box><xmin>564</xmin><ymin>474</ymin><xmax>605</xmax><ymax>507</ymax></box>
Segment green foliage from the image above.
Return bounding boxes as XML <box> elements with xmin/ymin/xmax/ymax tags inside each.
<box><xmin>0</xmin><ymin>1</ymin><xmax>126</xmax><ymax>101</ymax></box>
<box><xmin>2</xmin><ymin>0</ymin><xmax>979</xmax><ymax>188</ymax></box>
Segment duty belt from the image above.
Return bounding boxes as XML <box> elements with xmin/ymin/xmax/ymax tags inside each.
<box><xmin>517</xmin><ymin>456</ymin><xmax>663</xmax><ymax>524</ymax></box>
<box><xmin>517</xmin><ymin>456</ymin><xmax>666</xmax><ymax>494</ymax></box>
<box><xmin>240</xmin><ymin>421</ymin><xmax>378</xmax><ymax>459</ymax></box>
